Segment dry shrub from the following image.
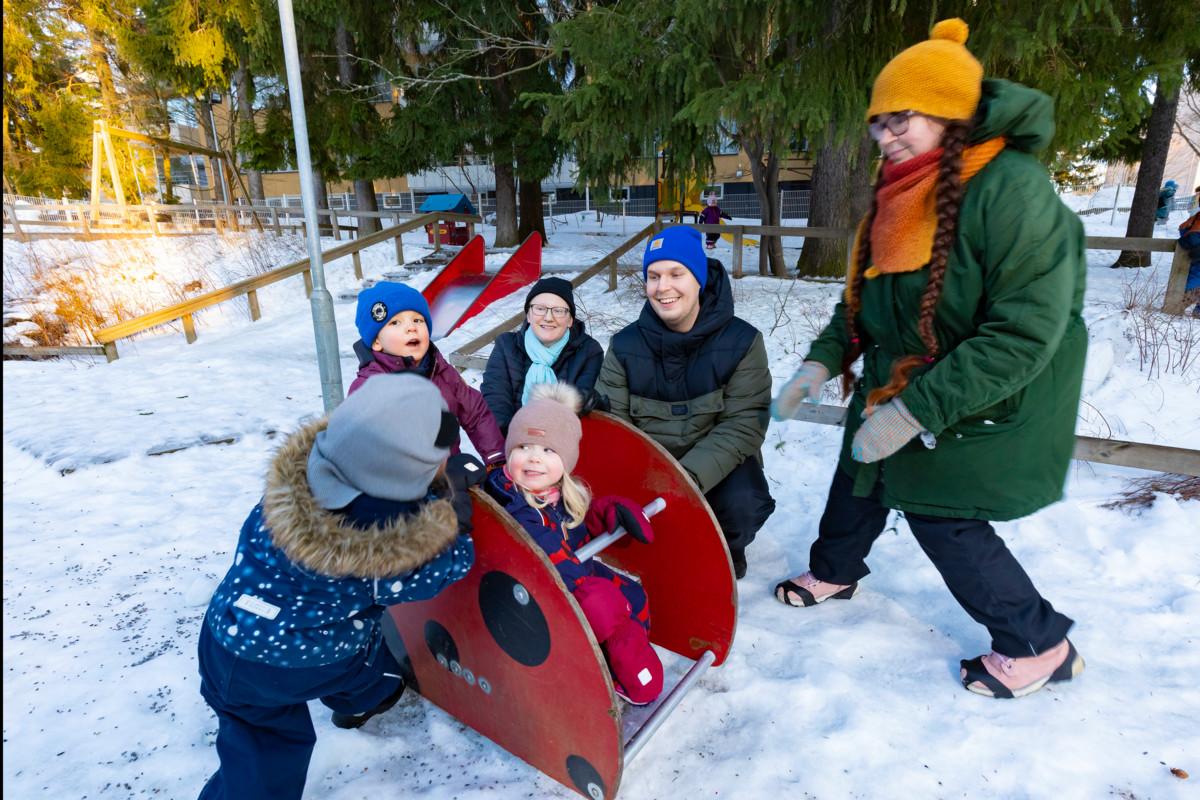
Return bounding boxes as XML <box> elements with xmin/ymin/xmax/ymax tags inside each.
<box><xmin>4</xmin><ymin>231</ymin><xmax>304</xmax><ymax>346</ymax></box>
<box><xmin>1103</xmin><ymin>474</ymin><xmax>1200</xmax><ymax>511</ymax></box>
<box><xmin>1121</xmin><ymin>271</ymin><xmax>1200</xmax><ymax>379</ymax></box>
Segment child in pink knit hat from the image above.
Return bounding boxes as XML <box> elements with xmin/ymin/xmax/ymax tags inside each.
<box><xmin>483</xmin><ymin>382</ymin><xmax>664</xmax><ymax>705</ymax></box>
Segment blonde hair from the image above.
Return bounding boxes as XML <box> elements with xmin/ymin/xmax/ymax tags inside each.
<box><xmin>510</xmin><ymin>381</ymin><xmax>590</xmax><ymax>527</ymax></box>
<box><xmin>520</xmin><ymin>471</ymin><xmax>591</xmax><ymax>530</ymax></box>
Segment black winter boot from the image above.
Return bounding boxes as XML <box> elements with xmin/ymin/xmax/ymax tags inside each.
<box><xmin>330</xmin><ymin>681</ymin><xmax>406</xmax><ymax>730</ymax></box>
<box><xmin>730</xmin><ymin>546</ymin><xmax>747</xmax><ymax>580</ymax></box>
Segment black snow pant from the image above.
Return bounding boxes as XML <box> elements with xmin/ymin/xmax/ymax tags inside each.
<box><xmin>809</xmin><ymin>467</ymin><xmax>1073</xmax><ymax>658</ymax></box>
<box><xmin>197</xmin><ymin>623</ymin><xmax>405</xmax><ymax>800</ymax></box>
<box><xmin>705</xmin><ymin>456</ymin><xmax>776</xmax><ymax>552</ymax></box>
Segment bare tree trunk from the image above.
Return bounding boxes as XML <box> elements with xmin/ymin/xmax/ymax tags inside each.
<box><xmin>233</xmin><ymin>61</ymin><xmax>265</xmax><ymax>203</ymax></box>
<box><xmin>746</xmin><ymin>137</ymin><xmax>786</xmax><ymax>276</ymax></box>
<box><xmin>334</xmin><ymin>23</ymin><xmax>380</xmax><ymax>236</ymax></box>
<box><xmin>796</xmin><ymin>129</ymin><xmax>873</xmax><ymax>277</ymax></box>
<box><xmin>196</xmin><ymin>99</ymin><xmax>227</xmax><ymax>203</ymax></box>
<box><xmin>88</xmin><ymin>28</ymin><xmax>120</xmax><ymax>121</ymax></box>
<box><xmin>516</xmin><ymin>166</ymin><xmax>547</xmax><ymax>245</ymax></box>
<box><xmin>311</xmin><ymin>167</ymin><xmax>330</xmax><ymax>225</ymax></box>
<box><xmin>1113</xmin><ymin>71</ymin><xmax>1183</xmax><ymax>267</ymax></box>
<box><xmin>493</xmin><ymin>153</ymin><xmax>519</xmax><ymax>247</ymax></box>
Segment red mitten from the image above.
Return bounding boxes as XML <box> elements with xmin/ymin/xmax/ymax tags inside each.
<box><xmin>604</xmin><ymin>620</ymin><xmax>664</xmax><ymax>705</ymax></box>
<box><xmin>585</xmin><ymin>496</ymin><xmax>654</xmax><ymax>544</ymax></box>
<box><xmin>573</xmin><ymin>577</ymin><xmax>631</xmax><ymax>642</ymax></box>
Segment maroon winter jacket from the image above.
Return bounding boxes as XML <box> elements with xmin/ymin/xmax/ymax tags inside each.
<box><xmin>349</xmin><ymin>342</ymin><xmax>506</xmax><ymax>465</ymax></box>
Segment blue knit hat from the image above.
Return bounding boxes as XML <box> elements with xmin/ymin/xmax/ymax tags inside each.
<box><xmin>643</xmin><ymin>226</ymin><xmax>708</xmax><ymax>289</ymax></box>
<box><xmin>355</xmin><ymin>282</ymin><xmax>433</xmax><ymax>346</ymax></box>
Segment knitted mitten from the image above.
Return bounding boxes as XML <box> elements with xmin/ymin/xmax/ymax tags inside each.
<box><xmin>850</xmin><ymin>398</ymin><xmax>924</xmax><ymax>463</ymax></box>
<box><xmin>771</xmin><ymin>361</ymin><xmax>831</xmax><ymax>420</ymax></box>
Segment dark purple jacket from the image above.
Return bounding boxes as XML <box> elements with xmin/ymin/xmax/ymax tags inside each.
<box><xmin>698</xmin><ymin>206</ymin><xmax>731</xmax><ymax>225</ymax></box>
<box><xmin>350</xmin><ymin>341</ymin><xmax>506</xmax><ymax>465</ymax></box>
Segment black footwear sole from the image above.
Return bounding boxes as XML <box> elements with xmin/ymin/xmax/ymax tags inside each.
<box><xmin>330</xmin><ymin>681</ymin><xmax>406</xmax><ymax>729</ymax></box>
<box><xmin>961</xmin><ymin>640</ymin><xmax>1085</xmax><ymax>699</ymax></box>
<box><xmin>774</xmin><ymin>579</ymin><xmax>859</xmax><ymax>607</ymax></box>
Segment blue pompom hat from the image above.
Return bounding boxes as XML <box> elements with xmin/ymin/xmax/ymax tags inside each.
<box><xmin>642</xmin><ymin>226</ymin><xmax>708</xmax><ymax>289</ymax></box>
<box><xmin>355</xmin><ymin>282</ymin><xmax>432</xmax><ymax>346</ymax></box>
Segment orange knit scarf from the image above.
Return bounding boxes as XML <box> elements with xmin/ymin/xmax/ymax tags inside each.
<box><xmin>845</xmin><ymin>137</ymin><xmax>1006</xmax><ymax>300</ymax></box>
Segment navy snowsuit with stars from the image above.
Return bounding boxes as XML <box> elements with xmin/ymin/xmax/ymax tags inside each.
<box><xmin>484</xmin><ymin>468</ymin><xmax>650</xmax><ymax>630</ymax></box>
<box><xmin>197</xmin><ymin>419</ymin><xmax>473</xmax><ymax>800</ymax></box>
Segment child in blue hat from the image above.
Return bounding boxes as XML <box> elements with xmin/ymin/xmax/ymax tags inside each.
<box><xmin>351</xmin><ymin>282</ymin><xmax>505</xmax><ymax>466</ymax></box>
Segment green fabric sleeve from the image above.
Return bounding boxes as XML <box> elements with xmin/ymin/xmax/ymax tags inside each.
<box><xmin>900</xmin><ymin>167</ymin><xmax>1084</xmax><ymax>435</ymax></box>
<box><xmin>804</xmin><ymin>298</ymin><xmax>857</xmax><ymax>378</ymax></box>
<box><xmin>679</xmin><ymin>333</ymin><xmax>772</xmax><ymax>492</ymax></box>
<box><xmin>596</xmin><ymin>348</ymin><xmax>631</xmax><ymax>422</ymax></box>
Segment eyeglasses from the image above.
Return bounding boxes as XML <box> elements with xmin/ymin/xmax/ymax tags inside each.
<box><xmin>529</xmin><ymin>304</ymin><xmax>571</xmax><ymax>320</ymax></box>
<box><xmin>868</xmin><ymin>110</ymin><xmax>915</xmax><ymax>141</ymax></box>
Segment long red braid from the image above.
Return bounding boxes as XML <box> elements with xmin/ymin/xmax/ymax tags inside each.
<box><xmin>840</xmin><ymin>120</ymin><xmax>973</xmax><ymax>408</ymax></box>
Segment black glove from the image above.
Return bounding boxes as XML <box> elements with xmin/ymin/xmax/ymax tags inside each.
<box><xmin>444</xmin><ymin>453</ymin><xmax>485</xmax><ymax>533</ymax></box>
<box><xmin>579</xmin><ymin>389</ymin><xmax>611</xmax><ymax>416</ymax></box>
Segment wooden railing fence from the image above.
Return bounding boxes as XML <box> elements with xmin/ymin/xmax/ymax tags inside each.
<box><xmin>2</xmin><ymin>200</ymin><xmax>428</xmax><ymax>243</ymax></box>
<box><xmin>2</xmin><ymin>212</ymin><xmax>476</xmax><ymax>362</ymax></box>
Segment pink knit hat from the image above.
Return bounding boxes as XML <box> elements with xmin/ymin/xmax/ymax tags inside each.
<box><xmin>505</xmin><ymin>383</ymin><xmax>583</xmax><ymax>473</ymax></box>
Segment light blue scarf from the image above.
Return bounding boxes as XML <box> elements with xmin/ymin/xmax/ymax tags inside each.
<box><xmin>522</xmin><ymin>325</ymin><xmax>570</xmax><ymax>405</ymax></box>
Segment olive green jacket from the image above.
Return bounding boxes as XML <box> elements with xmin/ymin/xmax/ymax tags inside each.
<box><xmin>598</xmin><ymin>260</ymin><xmax>772</xmax><ymax>493</ymax></box>
<box><xmin>806</xmin><ymin>80</ymin><xmax>1087</xmax><ymax>521</ymax></box>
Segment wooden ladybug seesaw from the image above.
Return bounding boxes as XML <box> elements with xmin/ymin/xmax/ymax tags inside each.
<box><xmin>383</xmin><ymin>412</ymin><xmax>738</xmax><ymax>798</ymax></box>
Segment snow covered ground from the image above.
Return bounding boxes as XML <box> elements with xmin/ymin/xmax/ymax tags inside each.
<box><xmin>3</xmin><ymin>207</ymin><xmax>1198</xmax><ymax>799</ymax></box>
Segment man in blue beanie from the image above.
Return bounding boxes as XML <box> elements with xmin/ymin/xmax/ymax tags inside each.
<box><xmin>596</xmin><ymin>225</ymin><xmax>775</xmax><ymax>579</ymax></box>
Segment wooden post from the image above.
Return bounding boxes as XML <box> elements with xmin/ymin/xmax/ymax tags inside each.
<box><xmin>608</xmin><ymin>254</ymin><xmax>618</xmax><ymax>291</ymax></box>
<box><xmin>303</xmin><ymin>270</ymin><xmax>313</xmax><ymax>298</ymax></box>
<box><xmin>394</xmin><ymin>233</ymin><xmax>405</xmax><ymax>265</ymax></box>
<box><xmin>5</xmin><ymin>201</ymin><xmax>25</xmax><ymax>242</ymax></box>
<box><xmin>90</xmin><ymin>122</ymin><xmax>103</xmax><ymax>222</ymax></box>
<box><xmin>732</xmin><ymin>229</ymin><xmax>744</xmax><ymax>278</ymax></box>
<box><xmin>102</xmin><ymin>342</ymin><xmax>118</xmax><ymax>362</ymax></box>
<box><xmin>352</xmin><ymin>251</ymin><xmax>363</xmax><ymax>280</ymax></box>
<box><xmin>1162</xmin><ymin>243</ymin><xmax>1193</xmax><ymax>315</ymax></box>
<box><xmin>99</xmin><ymin>121</ymin><xmax>126</xmax><ymax>218</ymax></box>
<box><xmin>433</xmin><ymin>218</ymin><xmax>441</xmax><ymax>252</ymax></box>
<box><xmin>330</xmin><ymin>209</ymin><xmax>341</xmax><ymax>241</ymax></box>
<box><xmin>182</xmin><ymin>313</ymin><xmax>197</xmax><ymax>344</ymax></box>
<box><xmin>271</xmin><ymin>207</ymin><xmax>282</xmax><ymax>236</ymax></box>
<box><xmin>146</xmin><ymin>206</ymin><xmax>159</xmax><ymax>236</ymax></box>
<box><xmin>79</xmin><ymin>207</ymin><xmax>92</xmax><ymax>240</ymax></box>
<box><xmin>245</xmin><ymin>289</ymin><xmax>262</xmax><ymax>321</ymax></box>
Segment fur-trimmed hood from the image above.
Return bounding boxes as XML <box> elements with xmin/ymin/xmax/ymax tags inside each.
<box><xmin>261</xmin><ymin>418</ymin><xmax>459</xmax><ymax>579</ymax></box>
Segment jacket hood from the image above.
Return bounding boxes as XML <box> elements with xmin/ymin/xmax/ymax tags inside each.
<box><xmin>970</xmin><ymin>79</ymin><xmax>1054</xmax><ymax>153</ymax></box>
<box><xmin>262</xmin><ymin>417</ymin><xmax>459</xmax><ymax>579</ymax></box>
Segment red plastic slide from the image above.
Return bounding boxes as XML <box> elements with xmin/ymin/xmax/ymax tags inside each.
<box><xmin>423</xmin><ymin>233</ymin><xmax>542</xmax><ymax>340</ymax></box>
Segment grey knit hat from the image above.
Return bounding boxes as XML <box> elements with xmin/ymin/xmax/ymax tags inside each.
<box><xmin>306</xmin><ymin>374</ymin><xmax>452</xmax><ymax>508</ymax></box>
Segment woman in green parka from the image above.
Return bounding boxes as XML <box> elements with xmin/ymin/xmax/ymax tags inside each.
<box><xmin>771</xmin><ymin>19</ymin><xmax>1086</xmax><ymax>699</ymax></box>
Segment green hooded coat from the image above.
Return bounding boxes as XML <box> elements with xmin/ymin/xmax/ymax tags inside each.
<box><xmin>805</xmin><ymin>79</ymin><xmax>1087</xmax><ymax>522</ymax></box>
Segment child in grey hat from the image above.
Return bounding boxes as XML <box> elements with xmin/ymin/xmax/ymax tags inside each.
<box><xmin>196</xmin><ymin>374</ymin><xmax>484</xmax><ymax>800</ymax></box>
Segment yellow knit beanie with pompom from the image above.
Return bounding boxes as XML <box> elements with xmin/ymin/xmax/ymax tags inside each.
<box><xmin>866</xmin><ymin>18</ymin><xmax>983</xmax><ymax>122</ymax></box>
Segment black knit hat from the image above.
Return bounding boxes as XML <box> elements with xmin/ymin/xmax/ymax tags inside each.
<box><xmin>524</xmin><ymin>277</ymin><xmax>576</xmax><ymax>319</ymax></box>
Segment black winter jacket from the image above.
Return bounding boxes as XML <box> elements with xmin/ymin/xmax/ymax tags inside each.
<box><xmin>481</xmin><ymin>319</ymin><xmax>604</xmax><ymax>433</ymax></box>
<box><xmin>598</xmin><ymin>258</ymin><xmax>771</xmax><ymax>492</ymax></box>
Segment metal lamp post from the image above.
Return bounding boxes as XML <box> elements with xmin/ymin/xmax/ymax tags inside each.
<box><xmin>277</xmin><ymin>0</ymin><xmax>344</xmax><ymax>411</ymax></box>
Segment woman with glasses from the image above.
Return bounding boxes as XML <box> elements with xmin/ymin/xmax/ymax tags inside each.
<box><xmin>770</xmin><ymin>19</ymin><xmax>1087</xmax><ymax>699</ymax></box>
<box><xmin>482</xmin><ymin>277</ymin><xmax>605</xmax><ymax>434</ymax></box>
